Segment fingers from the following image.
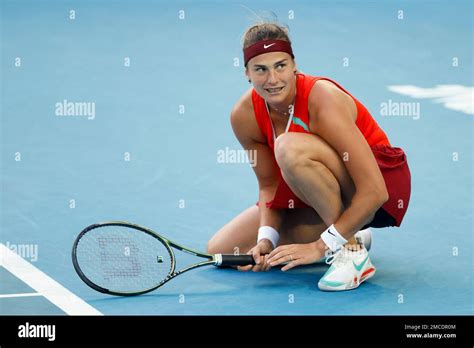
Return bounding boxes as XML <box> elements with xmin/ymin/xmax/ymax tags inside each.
<box><xmin>238</xmin><ymin>255</ymin><xmax>298</xmax><ymax>271</ymax></box>
<box><xmin>251</xmin><ymin>245</ymin><xmax>270</xmax><ymax>272</ymax></box>
<box><xmin>267</xmin><ymin>246</ymin><xmax>285</xmax><ymax>259</ymax></box>
<box><xmin>238</xmin><ymin>244</ymin><xmax>274</xmax><ymax>272</ymax></box>
<box><xmin>268</xmin><ymin>246</ymin><xmax>294</xmax><ymax>266</ymax></box>
<box><xmin>238</xmin><ymin>249</ymin><xmax>266</xmax><ymax>272</ymax></box>
<box><xmin>262</xmin><ymin>255</ymin><xmax>271</xmax><ymax>272</ymax></box>
<box><xmin>237</xmin><ymin>264</ymin><xmax>253</xmax><ymax>272</ymax></box>
<box><xmin>240</xmin><ymin>243</ymin><xmax>316</xmax><ymax>272</ymax></box>
<box><xmin>281</xmin><ymin>258</ymin><xmax>303</xmax><ymax>271</ymax></box>
<box><xmin>267</xmin><ymin>250</ymin><xmax>287</xmax><ymax>265</ymax></box>
<box><xmin>252</xmin><ymin>248</ymin><xmax>262</xmax><ymax>265</ymax></box>
<box><xmin>252</xmin><ymin>255</ymin><xmax>269</xmax><ymax>272</ymax></box>
<box><xmin>269</xmin><ymin>248</ymin><xmax>301</xmax><ymax>271</ymax></box>
<box><xmin>239</xmin><ymin>256</ymin><xmax>272</xmax><ymax>272</ymax></box>
<box><xmin>267</xmin><ymin>244</ymin><xmax>303</xmax><ymax>270</ymax></box>
<box><xmin>267</xmin><ymin>245</ymin><xmax>292</xmax><ymax>260</ymax></box>
<box><xmin>269</xmin><ymin>254</ymin><xmax>294</xmax><ymax>268</ymax></box>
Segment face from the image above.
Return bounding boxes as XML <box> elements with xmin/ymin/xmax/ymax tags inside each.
<box><xmin>246</xmin><ymin>52</ymin><xmax>296</xmax><ymax>104</ymax></box>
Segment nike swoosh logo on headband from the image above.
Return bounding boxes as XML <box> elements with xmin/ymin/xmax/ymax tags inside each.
<box><xmin>264</xmin><ymin>43</ymin><xmax>276</xmax><ymax>49</ymax></box>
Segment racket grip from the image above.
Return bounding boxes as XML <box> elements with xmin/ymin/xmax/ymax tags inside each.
<box><xmin>215</xmin><ymin>254</ymin><xmax>256</xmax><ymax>267</ymax></box>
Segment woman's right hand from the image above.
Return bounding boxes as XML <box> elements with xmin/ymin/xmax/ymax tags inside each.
<box><xmin>237</xmin><ymin>239</ymin><xmax>274</xmax><ymax>272</ymax></box>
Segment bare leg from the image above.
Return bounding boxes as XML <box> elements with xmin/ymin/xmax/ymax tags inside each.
<box><xmin>208</xmin><ymin>132</ymin><xmax>372</xmax><ymax>255</ymax></box>
<box><xmin>207</xmin><ymin>205</ymin><xmax>260</xmax><ymax>255</ymax></box>
<box><xmin>207</xmin><ymin>205</ymin><xmax>326</xmax><ymax>255</ymax></box>
<box><xmin>274</xmin><ymin>133</ymin><xmax>372</xmax><ymax>245</ymax></box>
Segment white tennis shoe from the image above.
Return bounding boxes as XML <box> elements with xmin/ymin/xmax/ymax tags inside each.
<box><xmin>316</xmin><ymin>228</ymin><xmax>373</xmax><ymax>263</ymax></box>
<box><xmin>318</xmin><ymin>246</ymin><xmax>376</xmax><ymax>291</ymax></box>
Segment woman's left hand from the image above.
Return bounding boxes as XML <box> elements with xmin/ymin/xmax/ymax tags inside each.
<box><xmin>267</xmin><ymin>239</ymin><xmax>327</xmax><ymax>271</ymax></box>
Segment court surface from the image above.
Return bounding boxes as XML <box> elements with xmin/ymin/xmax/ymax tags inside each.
<box><xmin>1</xmin><ymin>0</ymin><xmax>472</xmax><ymax>315</ymax></box>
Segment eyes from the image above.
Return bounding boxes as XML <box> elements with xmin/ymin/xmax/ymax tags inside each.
<box><xmin>254</xmin><ymin>63</ymin><xmax>286</xmax><ymax>73</ymax></box>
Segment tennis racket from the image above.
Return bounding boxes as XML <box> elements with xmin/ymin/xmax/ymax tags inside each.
<box><xmin>72</xmin><ymin>221</ymin><xmax>255</xmax><ymax>296</ymax></box>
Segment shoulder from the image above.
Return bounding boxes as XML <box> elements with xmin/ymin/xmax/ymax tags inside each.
<box><xmin>231</xmin><ymin>88</ymin><xmax>265</xmax><ymax>142</ymax></box>
<box><xmin>308</xmin><ymin>79</ymin><xmax>357</xmax><ymax>123</ymax></box>
<box><xmin>231</xmin><ymin>88</ymin><xmax>253</xmax><ymax>120</ymax></box>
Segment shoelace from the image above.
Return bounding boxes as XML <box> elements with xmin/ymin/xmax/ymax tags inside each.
<box><xmin>325</xmin><ymin>248</ymin><xmax>345</xmax><ymax>265</ymax></box>
<box><xmin>325</xmin><ymin>246</ymin><xmax>364</xmax><ymax>266</ymax></box>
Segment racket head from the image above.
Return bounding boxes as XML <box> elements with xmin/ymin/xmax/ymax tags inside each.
<box><xmin>72</xmin><ymin>222</ymin><xmax>175</xmax><ymax>296</ymax></box>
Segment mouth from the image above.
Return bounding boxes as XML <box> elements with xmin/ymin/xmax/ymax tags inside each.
<box><xmin>265</xmin><ymin>86</ymin><xmax>285</xmax><ymax>94</ymax></box>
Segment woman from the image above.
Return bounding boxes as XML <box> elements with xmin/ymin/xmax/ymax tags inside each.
<box><xmin>207</xmin><ymin>22</ymin><xmax>411</xmax><ymax>291</ymax></box>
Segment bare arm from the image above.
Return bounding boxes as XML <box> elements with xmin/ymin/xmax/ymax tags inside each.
<box><xmin>309</xmin><ymin>81</ymin><xmax>389</xmax><ymax>239</ymax></box>
<box><xmin>230</xmin><ymin>93</ymin><xmax>286</xmax><ymax>236</ymax></box>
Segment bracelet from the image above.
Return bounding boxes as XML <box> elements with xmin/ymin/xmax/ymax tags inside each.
<box><xmin>257</xmin><ymin>226</ymin><xmax>279</xmax><ymax>249</ymax></box>
<box><xmin>320</xmin><ymin>224</ymin><xmax>348</xmax><ymax>252</ymax></box>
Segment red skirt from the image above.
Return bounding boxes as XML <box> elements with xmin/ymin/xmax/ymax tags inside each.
<box><xmin>260</xmin><ymin>145</ymin><xmax>411</xmax><ymax>228</ymax></box>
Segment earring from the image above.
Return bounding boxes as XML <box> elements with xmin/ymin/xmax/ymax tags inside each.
<box><xmin>248</xmin><ymin>79</ymin><xmax>251</xmax><ymax>83</ymax></box>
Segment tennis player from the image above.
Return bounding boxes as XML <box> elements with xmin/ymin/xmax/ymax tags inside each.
<box><xmin>207</xmin><ymin>22</ymin><xmax>411</xmax><ymax>291</ymax></box>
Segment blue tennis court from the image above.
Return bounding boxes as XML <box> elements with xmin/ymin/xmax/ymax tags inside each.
<box><xmin>1</xmin><ymin>0</ymin><xmax>472</xmax><ymax>316</ymax></box>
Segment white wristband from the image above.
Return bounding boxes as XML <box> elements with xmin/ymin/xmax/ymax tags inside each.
<box><xmin>320</xmin><ymin>224</ymin><xmax>348</xmax><ymax>252</ymax></box>
<box><xmin>257</xmin><ymin>226</ymin><xmax>279</xmax><ymax>249</ymax></box>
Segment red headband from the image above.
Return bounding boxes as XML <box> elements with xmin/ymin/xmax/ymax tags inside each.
<box><xmin>243</xmin><ymin>39</ymin><xmax>294</xmax><ymax>66</ymax></box>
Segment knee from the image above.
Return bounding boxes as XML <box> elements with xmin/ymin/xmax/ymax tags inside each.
<box><xmin>274</xmin><ymin>133</ymin><xmax>308</xmax><ymax>172</ymax></box>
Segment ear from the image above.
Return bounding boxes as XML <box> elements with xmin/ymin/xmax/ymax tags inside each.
<box><xmin>245</xmin><ymin>67</ymin><xmax>251</xmax><ymax>83</ymax></box>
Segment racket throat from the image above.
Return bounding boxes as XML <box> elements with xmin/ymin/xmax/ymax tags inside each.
<box><xmin>214</xmin><ymin>254</ymin><xmax>223</xmax><ymax>266</ymax></box>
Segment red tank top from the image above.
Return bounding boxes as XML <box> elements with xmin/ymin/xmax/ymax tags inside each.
<box><xmin>252</xmin><ymin>73</ymin><xmax>390</xmax><ymax>149</ymax></box>
<box><xmin>251</xmin><ymin>73</ymin><xmax>391</xmax><ymax>209</ymax></box>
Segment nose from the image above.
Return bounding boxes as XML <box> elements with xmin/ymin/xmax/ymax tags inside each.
<box><xmin>266</xmin><ymin>69</ymin><xmax>279</xmax><ymax>85</ymax></box>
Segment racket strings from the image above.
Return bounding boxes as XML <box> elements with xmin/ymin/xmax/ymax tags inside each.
<box><xmin>75</xmin><ymin>226</ymin><xmax>173</xmax><ymax>294</ymax></box>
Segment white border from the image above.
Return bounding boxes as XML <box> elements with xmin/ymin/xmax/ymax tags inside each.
<box><xmin>0</xmin><ymin>243</ymin><xmax>102</xmax><ymax>315</ymax></box>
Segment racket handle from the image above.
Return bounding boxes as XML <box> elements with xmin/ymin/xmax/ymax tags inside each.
<box><xmin>215</xmin><ymin>254</ymin><xmax>256</xmax><ymax>267</ymax></box>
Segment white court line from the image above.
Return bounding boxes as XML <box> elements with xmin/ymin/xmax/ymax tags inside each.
<box><xmin>0</xmin><ymin>292</ymin><xmax>42</xmax><ymax>298</ymax></box>
<box><xmin>0</xmin><ymin>243</ymin><xmax>102</xmax><ymax>315</ymax></box>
